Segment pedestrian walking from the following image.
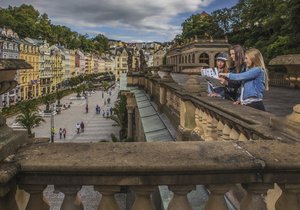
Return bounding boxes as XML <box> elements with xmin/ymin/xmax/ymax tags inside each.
<box><xmin>86</xmin><ymin>104</ymin><xmax>89</xmax><ymax>113</ymax></box>
<box><xmin>63</xmin><ymin>128</ymin><xmax>66</xmax><ymax>139</ymax></box>
<box><xmin>59</xmin><ymin>128</ymin><xmax>63</xmax><ymax>139</ymax></box>
<box><xmin>51</xmin><ymin>127</ymin><xmax>56</xmax><ymax>143</ymax></box>
<box><xmin>76</xmin><ymin>123</ymin><xmax>80</xmax><ymax>134</ymax></box>
<box><xmin>96</xmin><ymin>105</ymin><xmax>99</xmax><ymax>114</ymax></box>
<box><xmin>80</xmin><ymin>121</ymin><xmax>85</xmax><ymax>133</ymax></box>
<box><xmin>102</xmin><ymin>110</ymin><xmax>105</xmax><ymax>117</ymax></box>
<box><xmin>110</xmin><ymin>107</ymin><xmax>113</xmax><ymax>116</ymax></box>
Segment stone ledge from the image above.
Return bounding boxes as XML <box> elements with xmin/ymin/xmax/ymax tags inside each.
<box><xmin>16</xmin><ymin>141</ymin><xmax>300</xmax><ymax>176</ymax></box>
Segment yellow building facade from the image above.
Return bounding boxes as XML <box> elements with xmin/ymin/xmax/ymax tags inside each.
<box><xmin>19</xmin><ymin>41</ymin><xmax>40</xmax><ymax>100</ymax></box>
<box><xmin>69</xmin><ymin>50</ymin><xmax>76</xmax><ymax>78</ymax></box>
<box><xmin>50</xmin><ymin>45</ymin><xmax>64</xmax><ymax>91</ymax></box>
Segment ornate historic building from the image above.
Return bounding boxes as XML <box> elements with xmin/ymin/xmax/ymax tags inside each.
<box><xmin>18</xmin><ymin>39</ymin><xmax>40</xmax><ymax>100</ymax></box>
<box><xmin>0</xmin><ymin>28</ymin><xmax>20</xmax><ymax>107</ymax></box>
<box><xmin>50</xmin><ymin>45</ymin><xmax>64</xmax><ymax>91</ymax></box>
<box><xmin>166</xmin><ymin>37</ymin><xmax>230</xmax><ymax>72</ymax></box>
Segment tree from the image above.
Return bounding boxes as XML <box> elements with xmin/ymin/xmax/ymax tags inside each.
<box><xmin>110</xmin><ymin>94</ymin><xmax>128</xmax><ymax>140</ymax></box>
<box><xmin>15</xmin><ymin>109</ymin><xmax>45</xmax><ymax>136</ymax></box>
<box><xmin>42</xmin><ymin>94</ymin><xmax>55</xmax><ymax>112</ymax></box>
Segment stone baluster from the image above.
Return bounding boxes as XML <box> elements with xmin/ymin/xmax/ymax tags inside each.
<box><xmin>193</xmin><ymin>108</ymin><xmax>203</xmax><ymax>137</ymax></box>
<box><xmin>168</xmin><ymin>185</ymin><xmax>195</xmax><ymax>210</ymax></box>
<box><xmin>240</xmin><ymin>184</ymin><xmax>272</xmax><ymax>210</ymax></box>
<box><xmin>131</xmin><ymin>186</ymin><xmax>156</xmax><ymax>210</ymax></box>
<box><xmin>56</xmin><ymin>185</ymin><xmax>83</xmax><ymax>210</ymax></box>
<box><xmin>238</xmin><ymin>132</ymin><xmax>249</xmax><ymax>141</ymax></box>
<box><xmin>94</xmin><ymin>186</ymin><xmax>120</xmax><ymax>210</ymax></box>
<box><xmin>216</xmin><ymin>120</ymin><xmax>224</xmax><ymax>140</ymax></box>
<box><xmin>276</xmin><ymin>184</ymin><xmax>300</xmax><ymax>210</ymax></box>
<box><xmin>221</xmin><ymin>123</ymin><xmax>231</xmax><ymax>141</ymax></box>
<box><xmin>19</xmin><ymin>185</ymin><xmax>49</xmax><ymax>210</ymax></box>
<box><xmin>0</xmin><ymin>184</ymin><xmax>18</xmax><ymax>210</ymax></box>
<box><xmin>205</xmin><ymin>113</ymin><xmax>218</xmax><ymax>141</ymax></box>
<box><xmin>229</xmin><ymin>127</ymin><xmax>239</xmax><ymax>141</ymax></box>
<box><xmin>200</xmin><ymin>110</ymin><xmax>208</xmax><ymax>140</ymax></box>
<box><xmin>204</xmin><ymin>184</ymin><xmax>231</xmax><ymax>210</ymax></box>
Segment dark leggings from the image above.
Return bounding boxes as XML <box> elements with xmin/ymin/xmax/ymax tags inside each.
<box><xmin>246</xmin><ymin>101</ymin><xmax>266</xmax><ymax>111</ymax></box>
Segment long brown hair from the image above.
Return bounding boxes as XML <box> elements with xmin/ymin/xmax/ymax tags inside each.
<box><xmin>245</xmin><ymin>48</ymin><xmax>269</xmax><ymax>91</ymax></box>
<box><xmin>229</xmin><ymin>45</ymin><xmax>245</xmax><ymax>73</ymax></box>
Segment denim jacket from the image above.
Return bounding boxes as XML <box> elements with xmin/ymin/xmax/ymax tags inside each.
<box><xmin>228</xmin><ymin>67</ymin><xmax>265</xmax><ymax>100</ymax></box>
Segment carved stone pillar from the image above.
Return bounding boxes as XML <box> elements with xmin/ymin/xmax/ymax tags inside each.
<box><xmin>229</xmin><ymin>127</ymin><xmax>239</xmax><ymax>140</ymax></box>
<box><xmin>240</xmin><ymin>184</ymin><xmax>272</xmax><ymax>210</ymax></box>
<box><xmin>127</xmin><ymin>106</ymin><xmax>134</xmax><ymax>139</ymax></box>
<box><xmin>168</xmin><ymin>185</ymin><xmax>195</xmax><ymax>210</ymax></box>
<box><xmin>238</xmin><ymin>132</ymin><xmax>248</xmax><ymax>141</ymax></box>
<box><xmin>94</xmin><ymin>186</ymin><xmax>120</xmax><ymax>210</ymax></box>
<box><xmin>56</xmin><ymin>185</ymin><xmax>83</xmax><ymax>210</ymax></box>
<box><xmin>216</xmin><ymin>120</ymin><xmax>224</xmax><ymax>140</ymax></box>
<box><xmin>222</xmin><ymin>124</ymin><xmax>231</xmax><ymax>141</ymax></box>
<box><xmin>205</xmin><ymin>184</ymin><xmax>231</xmax><ymax>210</ymax></box>
<box><xmin>276</xmin><ymin>184</ymin><xmax>300</xmax><ymax>210</ymax></box>
<box><xmin>131</xmin><ymin>186</ymin><xmax>156</xmax><ymax>210</ymax></box>
<box><xmin>19</xmin><ymin>185</ymin><xmax>49</xmax><ymax>210</ymax></box>
<box><xmin>0</xmin><ymin>183</ymin><xmax>18</xmax><ymax>210</ymax></box>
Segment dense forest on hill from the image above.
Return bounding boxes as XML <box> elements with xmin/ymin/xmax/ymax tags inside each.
<box><xmin>176</xmin><ymin>0</ymin><xmax>300</xmax><ymax>61</ymax></box>
<box><xmin>0</xmin><ymin>4</ymin><xmax>109</xmax><ymax>53</ymax></box>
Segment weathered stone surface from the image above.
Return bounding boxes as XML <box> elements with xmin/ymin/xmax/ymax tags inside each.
<box><xmin>14</xmin><ymin>141</ymin><xmax>300</xmax><ymax>186</ymax></box>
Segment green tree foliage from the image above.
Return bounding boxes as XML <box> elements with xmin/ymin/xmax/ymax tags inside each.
<box><xmin>0</xmin><ymin>4</ymin><xmax>109</xmax><ymax>53</ymax></box>
<box><xmin>15</xmin><ymin>110</ymin><xmax>45</xmax><ymax>135</ymax></box>
<box><xmin>176</xmin><ymin>0</ymin><xmax>300</xmax><ymax>61</ymax></box>
<box><xmin>110</xmin><ymin>94</ymin><xmax>128</xmax><ymax>140</ymax></box>
<box><xmin>181</xmin><ymin>13</ymin><xmax>223</xmax><ymax>40</ymax></box>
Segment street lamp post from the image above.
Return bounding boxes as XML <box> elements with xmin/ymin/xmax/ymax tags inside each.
<box><xmin>50</xmin><ymin>104</ymin><xmax>55</xmax><ymax>143</ymax></box>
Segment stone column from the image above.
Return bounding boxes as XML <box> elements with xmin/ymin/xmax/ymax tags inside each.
<box><xmin>0</xmin><ymin>184</ymin><xmax>18</xmax><ymax>210</ymax></box>
<box><xmin>276</xmin><ymin>184</ymin><xmax>300</xmax><ymax>210</ymax></box>
<box><xmin>240</xmin><ymin>184</ymin><xmax>272</xmax><ymax>210</ymax></box>
<box><xmin>94</xmin><ymin>186</ymin><xmax>120</xmax><ymax>210</ymax></box>
<box><xmin>127</xmin><ymin>106</ymin><xmax>134</xmax><ymax>139</ymax></box>
<box><xmin>168</xmin><ymin>185</ymin><xmax>195</xmax><ymax>210</ymax></box>
<box><xmin>56</xmin><ymin>185</ymin><xmax>83</xmax><ymax>210</ymax></box>
<box><xmin>19</xmin><ymin>185</ymin><xmax>49</xmax><ymax>210</ymax></box>
<box><xmin>131</xmin><ymin>186</ymin><xmax>156</xmax><ymax>210</ymax></box>
<box><xmin>205</xmin><ymin>184</ymin><xmax>231</xmax><ymax>210</ymax></box>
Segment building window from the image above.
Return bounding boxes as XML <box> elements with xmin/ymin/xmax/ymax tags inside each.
<box><xmin>185</xmin><ymin>56</ymin><xmax>187</xmax><ymax>64</ymax></box>
<box><xmin>188</xmin><ymin>55</ymin><xmax>191</xmax><ymax>63</ymax></box>
<box><xmin>199</xmin><ymin>53</ymin><xmax>209</xmax><ymax>65</ymax></box>
<box><xmin>192</xmin><ymin>54</ymin><xmax>195</xmax><ymax>63</ymax></box>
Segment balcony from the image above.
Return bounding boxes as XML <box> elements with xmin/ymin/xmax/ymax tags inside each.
<box><xmin>1</xmin><ymin>141</ymin><xmax>300</xmax><ymax>209</ymax></box>
<box><xmin>1</xmin><ymin>66</ymin><xmax>300</xmax><ymax>209</ymax></box>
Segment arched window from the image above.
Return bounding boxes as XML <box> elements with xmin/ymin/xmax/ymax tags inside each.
<box><xmin>185</xmin><ymin>56</ymin><xmax>187</xmax><ymax>64</ymax></box>
<box><xmin>188</xmin><ymin>55</ymin><xmax>191</xmax><ymax>63</ymax></box>
<box><xmin>199</xmin><ymin>53</ymin><xmax>209</xmax><ymax>65</ymax></box>
<box><xmin>192</xmin><ymin>54</ymin><xmax>195</xmax><ymax>63</ymax></box>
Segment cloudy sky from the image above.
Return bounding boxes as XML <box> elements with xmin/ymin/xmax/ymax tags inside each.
<box><xmin>0</xmin><ymin>0</ymin><xmax>238</xmax><ymax>42</ymax></box>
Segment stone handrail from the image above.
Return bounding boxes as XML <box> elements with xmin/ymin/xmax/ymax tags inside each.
<box><xmin>1</xmin><ymin>141</ymin><xmax>300</xmax><ymax>209</ymax></box>
<box><xmin>142</xmin><ymin>75</ymin><xmax>290</xmax><ymax>142</ymax></box>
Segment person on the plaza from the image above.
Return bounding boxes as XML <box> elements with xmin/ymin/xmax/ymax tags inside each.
<box><xmin>219</xmin><ymin>48</ymin><xmax>269</xmax><ymax>111</ymax></box>
<box><xmin>223</xmin><ymin>45</ymin><xmax>247</xmax><ymax>101</ymax></box>
<box><xmin>96</xmin><ymin>104</ymin><xmax>99</xmax><ymax>114</ymax></box>
<box><xmin>102</xmin><ymin>110</ymin><xmax>105</xmax><ymax>117</ymax></box>
<box><xmin>207</xmin><ymin>53</ymin><xmax>229</xmax><ymax>98</ymax></box>
<box><xmin>80</xmin><ymin>121</ymin><xmax>85</xmax><ymax>133</ymax></box>
<box><xmin>76</xmin><ymin>122</ymin><xmax>80</xmax><ymax>134</ymax></box>
<box><xmin>59</xmin><ymin>128</ymin><xmax>63</xmax><ymax>139</ymax></box>
<box><xmin>51</xmin><ymin>127</ymin><xmax>56</xmax><ymax>143</ymax></box>
<box><xmin>62</xmin><ymin>128</ymin><xmax>66</xmax><ymax>139</ymax></box>
<box><xmin>85</xmin><ymin>104</ymin><xmax>89</xmax><ymax>113</ymax></box>
<box><xmin>106</xmin><ymin>111</ymin><xmax>109</xmax><ymax>118</ymax></box>
<box><xmin>110</xmin><ymin>107</ymin><xmax>113</xmax><ymax>116</ymax></box>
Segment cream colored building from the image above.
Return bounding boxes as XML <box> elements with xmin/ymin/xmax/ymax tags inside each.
<box><xmin>114</xmin><ymin>48</ymin><xmax>128</xmax><ymax>81</ymax></box>
<box><xmin>153</xmin><ymin>49</ymin><xmax>166</xmax><ymax>67</ymax></box>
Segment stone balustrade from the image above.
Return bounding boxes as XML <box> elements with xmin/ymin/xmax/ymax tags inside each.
<box><xmin>1</xmin><ymin>141</ymin><xmax>300</xmax><ymax>209</ymax></box>
<box><xmin>138</xmin><ymin>73</ymin><xmax>285</xmax><ymax>142</ymax></box>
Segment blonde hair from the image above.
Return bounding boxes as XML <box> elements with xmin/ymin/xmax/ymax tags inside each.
<box><xmin>245</xmin><ymin>48</ymin><xmax>269</xmax><ymax>91</ymax></box>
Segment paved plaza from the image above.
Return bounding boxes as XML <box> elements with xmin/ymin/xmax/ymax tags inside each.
<box><xmin>7</xmin><ymin>86</ymin><xmax>120</xmax><ymax>142</ymax></box>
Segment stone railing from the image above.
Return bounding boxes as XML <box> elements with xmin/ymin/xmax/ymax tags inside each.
<box><xmin>138</xmin><ymin>72</ymin><xmax>291</xmax><ymax>142</ymax></box>
<box><xmin>1</xmin><ymin>141</ymin><xmax>300</xmax><ymax>210</ymax></box>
